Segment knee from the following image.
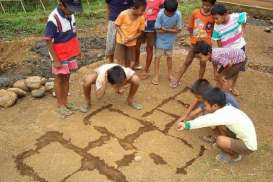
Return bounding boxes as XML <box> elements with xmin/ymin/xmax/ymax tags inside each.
<box><xmin>146</xmin><ymin>46</ymin><xmax>153</xmax><ymax>52</ymax></box>
<box><xmin>216</xmin><ymin>136</ymin><xmax>226</xmax><ymax>148</ymax></box>
<box><xmin>130</xmin><ymin>75</ymin><xmax>140</xmax><ymax>86</ymax></box>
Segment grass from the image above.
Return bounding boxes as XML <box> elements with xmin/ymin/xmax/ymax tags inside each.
<box><xmin>0</xmin><ymin>0</ymin><xmax>200</xmax><ymax>40</ymax></box>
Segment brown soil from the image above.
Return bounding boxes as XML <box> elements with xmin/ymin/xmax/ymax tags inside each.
<box><xmin>0</xmin><ymin>24</ymin><xmax>273</xmax><ymax>182</ymax></box>
<box><xmin>222</xmin><ymin>0</ymin><xmax>273</xmax><ymax>9</ymax></box>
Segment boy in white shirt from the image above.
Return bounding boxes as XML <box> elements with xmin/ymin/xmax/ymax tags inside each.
<box><xmin>80</xmin><ymin>64</ymin><xmax>143</xmax><ymax>112</ymax></box>
<box><xmin>177</xmin><ymin>87</ymin><xmax>257</xmax><ymax>163</ymax></box>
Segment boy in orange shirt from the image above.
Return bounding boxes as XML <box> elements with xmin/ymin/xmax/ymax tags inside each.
<box><xmin>171</xmin><ymin>0</ymin><xmax>216</xmax><ymax>88</ymax></box>
<box><xmin>114</xmin><ymin>0</ymin><xmax>146</xmax><ymax>68</ymax></box>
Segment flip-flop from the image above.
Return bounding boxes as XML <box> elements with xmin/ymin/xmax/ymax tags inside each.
<box><xmin>139</xmin><ymin>73</ymin><xmax>150</xmax><ymax>80</ymax></box>
<box><xmin>151</xmin><ymin>79</ymin><xmax>159</xmax><ymax>85</ymax></box>
<box><xmin>57</xmin><ymin>107</ymin><xmax>73</xmax><ymax>117</ymax></box>
<box><xmin>216</xmin><ymin>152</ymin><xmax>242</xmax><ymax>163</ymax></box>
<box><xmin>129</xmin><ymin>102</ymin><xmax>143</xmax><ymax>110</ymax></box>
<box><xmin>79</xmin><ymin>103</ymin><xmax>91</xmax><ymax>113</ymax></box>
<box><xmin>66</xmin><ymin>102</ymin><xmax>79</xmax><ymax>111</ymax></box>
<box><xmin>133</xmin><ymin>66</ymin><xmax>143</xmax><ymax>70</ymax></box>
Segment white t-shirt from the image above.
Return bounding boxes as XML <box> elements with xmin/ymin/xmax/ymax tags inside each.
<box><xmin>95</xmin><ymin>64</ymin><xmax>135</xmax><ymax>91</ymax></box>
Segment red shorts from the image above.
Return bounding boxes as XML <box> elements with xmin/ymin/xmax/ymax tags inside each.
<box><xmin>52</xmin><ymin>60</ymin><xmax>78</xmax><ymax>75</ymax></box>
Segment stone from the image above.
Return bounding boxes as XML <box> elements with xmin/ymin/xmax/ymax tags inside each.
<box><xmin>31</xmin><ymin>86</ymin><xmax>46</xmax><ymax>98</ymax></box>
<box><xmin>134</xmin><ymin>155</ymin><xmax>142</xmax><ymax>162</ymax></box>
<box><xmin>0</xmin><ymin>77</ymin><xmax>11</xmax><ymax>88</ymax></box>
<box><xmin>0</xmin><ymin>89</ymin><xmax>17</xmax><ymax>108</ymax></box>
<box><xmin>45</xmin><ymin>82</ymin><xmax>54</xmax><ymax>92</ymax></box>
<box><xmin>41</xmin><ymin>77</ymin><xmax>47</xmax><ymax>85</ymax></box>
<box><xmin>97</xmin><ymin>53</ymin><xmax>104</xmax><ymax>59</ymax></box>
<box><xmin>270</xmin><ymin>19</ymin><xmax>273</xmax><ymax>25</ymax></box>
<box><xmin>48</xmin><ymin>78</ymin><xmax>55</xmax><ymax>82</ymax></box>
<box><xmin>7</xmin><ymin>88</ymin><xmax>27</xmax><ymax>98</ymax></box>
<box><xmin>264</xmin><ymin>27</ymin><xmax>271</xmax><ymax>33</ymax></box>
<box><xmin>13</xmin><ymin>79</ymin><xmax>28</xmax><ymax>91</ymax></box>
<box><xmin>25</xmin><ymin>76</ymin><xmax>42</xmax><ymax>89</ymax></box>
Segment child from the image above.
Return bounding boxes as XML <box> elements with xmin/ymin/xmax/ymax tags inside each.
<box><xmin>135</xmin><ymin>0</ymin><xmax>165</xmax><ymax>78</ymax></box>
<box><xmin>114</xmin><ymin>0</ymin><xmax>146</xmax><ymax>68</ymax></box>
<box><xmin>44</xmin><ymin>0</ymin><xmax>82</xmax><ymax>117</ymax></box>
<box><xmin>152</xmin><ymin>0</ymin><xmax>182</xmax><ymax>85</ymax></box>
<box><xmin>171</xmin><ymin>0</ymin><xmax>216</xmax><ymax>88</ymax></box>
<box><xmin>177</xmin><ymin>79</ymin><xmax>240</xmax><ymax>123</ymax></box>
<box><xmin>192</xmin><ymin>41</ymin><xmax>246</xmax><ymax>95</ymax></box>
<box><xmin>80</xmin><ymin>64</ymin><xmax>143</xmax><ymax>113</ymax></box>
<box><xmin>178</xmin><ymin>87</ymin><xmax>257</xmax><ymax>163</ymax></box>
<box><xmin>105</xmin><ymin>0</ymin><xmax>133</xmax><ymax>63</ymax></box>
<box><xmin>211</xmin><ymin>4</ymin><xmax>247</xmax><ymax>95</ymax></box>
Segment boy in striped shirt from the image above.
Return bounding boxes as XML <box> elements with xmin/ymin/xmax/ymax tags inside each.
<box><xmin>211</xmin><ymin>4</ymin><xmax>247</xmax><ymax>95</ymax></box>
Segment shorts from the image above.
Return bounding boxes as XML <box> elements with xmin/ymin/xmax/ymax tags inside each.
<box><xmin>114</xmin><ymin>43</ymin><xmax>136</xmax><ymax>62</ymax></box>
<box><xmin>139</xmin><ymin>32</ymin><xmax>156</xmax><ymax>47</ymax></box>
<box><xmin>105</xmin><ymin>21</ymin><xmax>117</xmax><ymax>56</ymax></box>
<box><xmin>230</xmin><ymin>138</ymin><xmax>253</xmax><ymax>155</ymax></box>
<box><xmin>155</xmin><ymin>48</ymin><xmax>173</xmax><ymax>58</ymax></box>
<box><xmin>52</xmin><ymin>59</ymin><xmax>78</xmax><ymax>75</ymax></box>
<box><xmin>220</xmin><ymin>62</ymin><xmax>246</xmax><ymax>80</ymax></box>
<box><xmin>145</xmin><ymin>20</ymin><xmax>156</xmax><ymax>32</ymax></box>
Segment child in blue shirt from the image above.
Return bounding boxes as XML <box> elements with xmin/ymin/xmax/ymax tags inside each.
<box><xmin>152</xmin><ymin>0</ymin><xmax>183</xmax><ymax>85</ymax></box>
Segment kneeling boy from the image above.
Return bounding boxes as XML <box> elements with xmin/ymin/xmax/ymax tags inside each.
<box><xmin>81</xmin><ymin>64</ymin><xmax>143</xmax><ymax>112</ymax></box>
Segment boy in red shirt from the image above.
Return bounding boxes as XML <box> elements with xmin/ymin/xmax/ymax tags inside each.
<box><xmin>171</xmin><ymin>0</ymin><xmax>216</xmax><ymax>88</ymax></box>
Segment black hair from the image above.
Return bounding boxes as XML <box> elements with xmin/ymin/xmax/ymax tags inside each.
<box><xmin>193</xmin><ymin>41</ymin><xmax>212</xmax><ymax>55</ymax></box>
<box><xmin>132</xmin><ymin>0</ymin><xmax>147</xmax><ymax>9</ymax></box>
<box><xmin>191</xmin><ymin>79</ymin><xmax>211</xmax><ymax>96</ymax></box>
<box><xmin>211</xmin><ymin>4</ymin><xmax>227</xmax><ymax>16</ymax></box>
<box><xmin>107</xmin><ymin>66</ymin><xmax>126</xmax><ymax>85</ymax></box>
<box><xmin>164</xmin><ymin>0</ymin><xmax>178</xmax><ymax>12</ymax></box>
<box><xmin>203</xmin><ymin>87</ymin><xmax>226</xmax><ymax>107</ymax></box>
<box><xmin>202</xmin><ymin>0</ymin><xmax>217</xmax><ymax>5</ymax></box>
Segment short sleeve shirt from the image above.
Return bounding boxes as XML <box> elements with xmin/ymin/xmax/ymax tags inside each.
<box><xmin>115</xmin><ymin>9</ymin><xmax>145</xmax><ymax>46</ymax></box>
<box><xmin>212</xmin><ymin>48</ymin><xmax>246</xmax><ymax>67</ymax></box>
<box><xmin>106</xmin><ymin>0</ymin><xmax>133</xmax><ymax>21</ymax></box>
<box><xmin>188</xmin><ymin>9</ymin><xmax>214</xmax><ymax>45</ymax></box>
<box><xmin>212</xmin><ymin>12</ymin><xmax>247</xmax><ymax>48</ymax></box>
<box><xmin>145</xmin><ymin>0</ymin><xmax>165</xmax><ymax>21</ymax></box>
<box><xmin>95</xmin><ymin>64</ymin><xmax>135</xmax><ymax>91</ymax></box>
<box><xmin>154</xmin><ymin>9</ymin><xmax>183</xmax><ymax>50</ymax></box>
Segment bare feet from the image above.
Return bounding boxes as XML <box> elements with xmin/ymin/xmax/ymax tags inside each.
<box><xmin>151</xmin><ymin>78</ymin><xmax>159</xmax><ymax>85</ymax></box>
<box><xmin>139</xmin><ymin>72</ymin><xmax>150</xmax><ymax>80</ymax></box>
<box><xmin>230</xmin><ymin>88</ymin><xmax>240</xmax><ymax>96</ymax></box>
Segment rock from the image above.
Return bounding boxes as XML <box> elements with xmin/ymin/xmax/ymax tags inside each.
<box><xmin>0</xmin><ymin>89</ymin><xmax>17</xmax><ymax>108</ymax></box>
<box><xmin>48</xmin><ymin>78</ymin><xmax>55</xmax><ymax>82</ymax></box>
<box><xmin>41</xmin><ymin>77</ymin><xmax>47</xmax><ymax>85</ymax></box>
<box><xmin>25</xmin><ymin>76</ymin><xmax>42</xmax><ymax>89</ymax></box>
<box><xmin>45</xmin><ymin>82</ymin><xmax>54</xmax><ymax>92</ymax></box>
<box><xmin>134</xmin><ymin>156</ymin><xmax>142</xmax><ymax>162</ymax></box>
<box><xmin>270</xmin><ymin>19</ymin><xmax>273</xmax><ymax>25</ymax></box>
<box><xmin>13</xmin><ymin>79</ymin><xmax>28</xmax><ymax>91</ymax></box>
<box><xmin>97</xmin><ymin>53</ymin><xmax>104</xmax><ymax>59</ymax></box>
<box><xmin>31</xmin><ymin>87</ymin><xmax>46</xmax><ymax>98</ymax></box>
<box><xmin>7</xmin><ymin>88</ymin><xmax>27</xmax><ymax>98</ymax></box>
<box><xmin>264</xmin><ymin>27</ymin><xmax>271</xmax><ymax>33</ymax></box>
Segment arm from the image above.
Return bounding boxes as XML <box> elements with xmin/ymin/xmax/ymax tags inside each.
<box><xmin>126</xmin><ymin>30</ymin><xmax>143</xmax><ymax>43</ymax></box>
<box><xmin>216</xmin><ymin>40</ymin><xmax>222</xmax><ymax>47</ymax></box>
<box><xmin>161</xmin><ymin>27</ymin><xmax>181</xmax><ymax>33</ymax></box>
<box><xmin>116</xmin><ymin>25</ymin><xmax>128</xmax><ymax>43</ymax></box>
<box><xmin>96</xmin><ymin>73</ymin><xmax>108</xmax><ymax>98</ymax></box>
<box><xmin>164</xmin><ymin>12</ymin><xmax>183</xmax><ymax>33</ymax></box>
<box><xmin>187</xmin><ymin>11</ymin><xmax>195</xmax><ymax>36</ymax></box>
<box><xmin>177</xmin><ymin>98</ymin><xmax>200</xmax><ymax>122</ymax></box>
<box><xmin>46</xmin><ymin>41</ymin><xmax>62</xmax><ymax>68</ymax></box>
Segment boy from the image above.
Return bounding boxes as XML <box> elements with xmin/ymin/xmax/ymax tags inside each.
<box><xmin>80</xmin><ymin>64</ymin><xmax>143</xmax><ymax>113</ymax></box>
<box><xmin>135</xmin><ymin>0</ymin><xmax>165</xmax><ymax>78</ymax></box>
<box><xmin>44</xmin><ymin>0</ymin><xmax>82</xmax><ymax>117</ymax></box>
<box><xmin>192</xmin><ymin>41</ymin><xmax>246</xmax><ymax>95</ymax></box>
<box><xmin>177</xmin><ymin>79</ymin><xmax>240</xmax><ymax>123</ymax></box>
<box><xmin>105</xmin><ymin>0</ymin><xmax>133</xmax><ymax>63</ymax></box>
<box><xmin>211</xmin><ymin>4</ymin><xmax>247</xmax><ymax>95</ymax></box>
<box><xmin>152</xmin><ymin>0</ymin><xmax>182</xmax><ymax>85</ymax></box>
<box><xmin>177</xmin><ymin>87</ymin><xmax>257</xmax><ymax>163</ymax></box>
<box><xmin>114</xmin><ymin>0</ymin><xmax>146</xmax><ymax>68</ymax></box>
<box><xmin>171</xmin><ymin>0</ymin><xmax>216</xmax><ymax>88</ymax></box>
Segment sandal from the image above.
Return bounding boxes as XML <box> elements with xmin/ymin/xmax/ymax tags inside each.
<box><xmin>66</xmin><ymin>102</ymin><xmax>79</xmax><ymax>111</ymax></box>
<box><xmin>57</xmin><ymin>107</ymin><xmax>73</xmax><ymax>117</ymax></box>
<box><xmin>151</xmin><ymin>79</ymin><xmax>159</xmax><ymax>85</ymax></box>
<box><xmin>133</xmin><ymin>65</ymin><xmax>143</xmax><ymax>70</ymax></box>
<box><xmin>129</xmin><ymin>102</ymin><xmax>143</xmax><ymax>110</ymax></box>
<box><xmin>139</xmin><ymin>73</ymin><xmax>150</xmax><ymax>80</ymax></box>
<box><xmin>216</xmin><ymin>152</ymin><xmax>242</xmax><ymax>163</ymax></box>
<box><xmin>79</xmin><ymin>103</ymin><xmax>91</xmax><ymax>113</ymax></box>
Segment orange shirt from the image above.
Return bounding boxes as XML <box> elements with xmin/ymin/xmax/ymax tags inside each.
<box><xmin>115</xmin><ymin>9</ymin><xmax>145</xmax><ymax>47</ymax></box>
<box><xmin>188</xmin><ymin>9</ymin><xmax>214</xmax><ymax>45</ymax></box>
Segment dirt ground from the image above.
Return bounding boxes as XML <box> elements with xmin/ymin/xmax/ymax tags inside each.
<box><xmin>221</xmin><ymin>0</ymin><xmax>273</xmax><ymax>9</ymax></box>
<box><xmin>0</xmin><ymin>23</ymin><xmax>273</xmax><ymax>182</ymax></box>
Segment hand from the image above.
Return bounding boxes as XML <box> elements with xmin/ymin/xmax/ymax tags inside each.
<box><xmin>177</xmin><ymin>116</ymin><xmax>186</xmax><ymax>123</ymax></box>
<box><xmin>122</xmin><ymin>37</ymin><xmax>129</xmax><ymax>44</ymax></box>
<box><xmin>177</xmin><ymin>122</ymin><xmax>185</xmax><ymax>131</ymax></box>
<box><xmin>53</xmin><ymin>61</ymin><xmax>62</xmax><ymax>68</ymax></box>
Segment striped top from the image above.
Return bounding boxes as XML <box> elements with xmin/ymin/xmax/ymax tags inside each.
<box><xmin>212</xmin><ymin>12</ymin><xmax>247</xmax><ymax>49</ymax></box>
<box><xmin>212</xmin><ymin>48</ymin><xmax>246</xmax><ymax>67</ymax></box>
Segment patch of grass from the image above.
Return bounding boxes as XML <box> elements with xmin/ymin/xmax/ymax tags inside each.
<box><xmin>0</xmin><ymin>0</ymin><xmax>200</xmax><ymax>39</ymax></box>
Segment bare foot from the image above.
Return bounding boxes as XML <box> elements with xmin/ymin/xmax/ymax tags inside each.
<box><xmin>230</xmin><ymin>88</ymin><xmax>240</xmax><ymax>96</ymax></box>
<box><xmin>151</xmin><ymin>78</ymin><xmax>159</xmax><ymax>85</ymax></box>
<box><xmin>139</xmin><ymin>72</ymin><xmax>150</xmax><ymax>80</ymax></box>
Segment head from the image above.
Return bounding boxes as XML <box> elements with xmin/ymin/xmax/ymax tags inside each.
<box><xmin>131</xmin><ymin>0</ymin><xmax>146</xmax><ymax>16</ymax></box>
<box><xmin>201</xmin><ymin>0</ymin><xmax>216</xmax><ymax>14</ymax></box>
<box><xmin>211</xmin><ymin>4</ymin><xmax>228</xmax><ymax>24</ymax></box>
<box><xmin>191</xmin><ymin>79</ymin><xmax>211</xmax><ymax>101</ymax></box>
<box><xmin>193</xmin><ymin>41</ymin><xmax>212</xmax><ymax>62</ymax></box>
<box><xmin>60</xmin><ymin>0</ymin><xmax>83</xmax><ymax>16</ymax></box>
<box><xmin>107</xmin><ymin>66</ymin><xmax>127</xmax><ymax>89</ymax></box>
<box><xmin>202</xmin><ymin>87</ymin><xmax>226</xmax><ymax>113</ymax></box>
<box><xmin>164</xmin><ymin>0</ymin><xmax>178</xmax><ymax>16</ymax></box>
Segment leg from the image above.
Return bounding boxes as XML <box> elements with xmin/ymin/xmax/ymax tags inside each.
<box><xmin>152</xmin><ymin>56</ymin><xmax>160</xmax><ymax>85</ymax></box>
<box><xmin>134</xmin><ymin>37</ymin><xmax>142</xmax><ymax>68</ymax></box>
<box><xmin>216</xmin><ymin>136</ymin><xmax>239</xmax><ymax>158</ymax></box>
<box><xmin>166</xmin><ymin>56</ymin><xmax>173</xmax><ymax>81</ymax></box>
<box><xmin>63</xmin><ymin>74</ymin><xmax>70</xmax><ymax>106</ymax></box>
<box><xmin>144</xmin><ymin>32</ymin><xmax>155</xmax><ymax>73</ymax></box>
<box><xmin>199</xmin><ymin>61</ymin><xmax>207</xmax><ymax>79</ymax></box>
<box><xmin>54</xmin><ymin>74</ymin><xmax>65</xmax><ymax>107</ymax></box>
<box><xmin>82</xmin><ymin>72</ymin><xmax>97</xmax><ymax>106</ymax></box>
<box><xmin>106</xmin><ymin>21</ymin><xmax>116</xmax><ymax>63</ymax></box>
<box><xmin>128</xmin><ymin>46</ymin><xmax>136</xmax><ymax>68</ymax></box>
<box><xmin>114</xmin><ymin>43</ymin><xmax>126</xmax><ymax>66</ymax></box>
<box><xmin>230</xmin><ymin>73</ymin><xmax>240</xmax><ymax>96</ymax></box>
<box><xmin>127</xmin><ymin>75</ymin><xmax>142</xmax><ymax>109</ymax></box>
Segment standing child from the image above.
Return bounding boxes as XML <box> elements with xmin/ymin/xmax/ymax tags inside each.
<box><xmin>211</xmin><ymin>4</ymin><xmax>247</xmax><ymax>95</ymax></box>
<box><xmin>135</xmin><ymin>0</ymin><xmax>165</xmax><ymax>78</ymax></box>
<box><xmin>178</xmin><ymin>87</ymin><xmax>257</xmax><ymax>163</ymax></box>
<box><xmin>152</xmin><ymin>0</ymin><xmax>182</xmax><ymax>85</ymax></box>
<box><xmin>114</xmin><ymin>0</ymin><xmax>146</xmax><ymax>68</ymax></box>
<box><xmin>44</xmin><ymin>0</ymin><xmax>82</xmax><ymax>117</ymax></box>
<box><xmin>171</xmin><ymin>0</ymin><xmax>216</xmax><ymax>88</ymax></box>
<box><xmin>80</xmin><ymin>64</ymin><xmax>143</xmax><ymax>112</ymax></box>
<box><xmin>105</xmin><ymin>0</ymin><xmax>133</xmax><ymax>63</ymax></box>
<box><xmin>192</xmin><ymin>41</ymin><xmax>246</xmax><ymax>94</ymax></box>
